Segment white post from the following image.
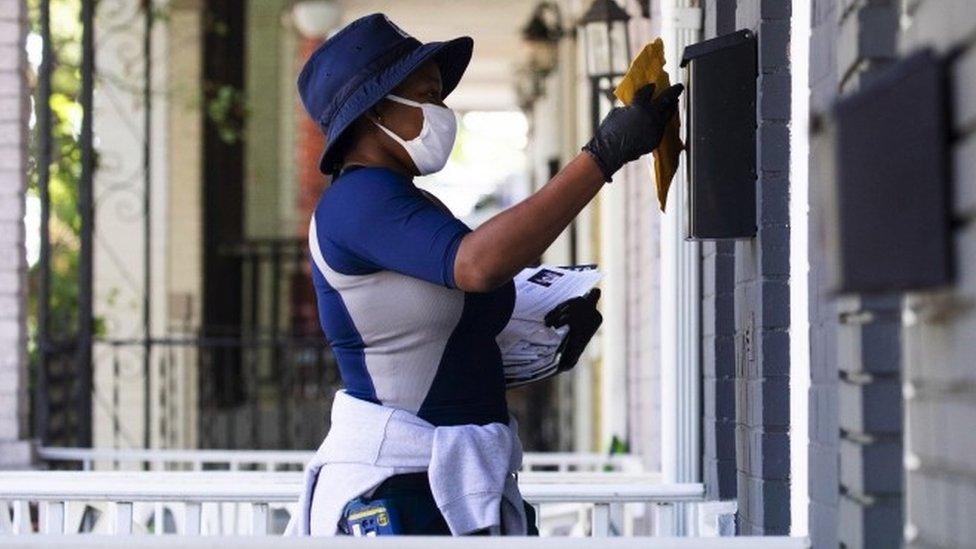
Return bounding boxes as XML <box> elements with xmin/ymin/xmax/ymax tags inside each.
<box><xmin>599</xmin><ymin>163</ymin><xmax>630</xmax><ymax>449</ymax></box>
<box><xmin>660</xmin><ymin>0</ymin><xmax>703</xmax><ymax>537</ymax></box>
<box><xmin>789</xmin><ymin>0</ymin><xmax>812</xmax><ymax>538</ymax></box>
<box><xmin>41</xmin><ymin>501</ymin><xmax>65</xmax><ymax>534</ymax></box>
<box><xmin>184</xmin><ymin>502</ymin><xmax>202</xmax><ymax>535</ymax></box>
<box><xmin>655</xmin><ymin>502</ymin><xmax>676</xmax><ymax>536</ymax></box>
<box><xmin>592</xmin><ymin>503</ymin><xmax>611</xmax><ymax>537</ymax></box>
<box><xmin>12</xmin><ymin>500</ymin><xmax>30</xmax><ymax>533</ymax></box>
<box><xmin>114</xmin><ymin>502</ymin><xmax>133</xmax><ymax>535</ymax></box>
<box><xmin>251</xmin><ymin>502</ymin><xmax>269</xmax><ymax>535</ymax></box>
<box><xmin>0</xmin><ymin>0</ymin><xmax>34</xmax><ymax>472</ymax></box>
<box><xmin>0</xmin><ymin>501</ymin><xmax>12</xmax><ymax>533</ymax></box>
<box><xmin>154</xmin><ymin>502</ymin><xmax>164</xmax><ymax>534</ymax></box>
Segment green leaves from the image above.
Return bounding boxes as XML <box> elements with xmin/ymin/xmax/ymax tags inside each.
<box><xmin>205</xmin><ymin>83</ymin><xmax>248</xmax><ymax>145</ymax></box>
<box><xmin>26</xmin><ymin>0</ymin><xmax>85</xmax><ymax>339</ymax></box>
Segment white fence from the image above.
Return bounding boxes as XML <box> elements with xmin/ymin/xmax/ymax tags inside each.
<box><xmin>37</xmin><ymin>448</ymin><xmax>645</xmax><ymax>473</ymax></box>
<box><xmin>0</xmin><ymin>471</ymin><xmax>699</xmax><ymax>538</ymax></box>
<box><xmin>27</xmin><ymin>449</ymin><xmax>684</xmax><ymax>536</ymax></box>
<box><xmin>0</xmin><ymin>535</ymin><xmax>812</xmax><ymax>548</ymax></box>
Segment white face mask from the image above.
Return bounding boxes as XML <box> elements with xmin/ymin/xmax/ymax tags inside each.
<box><xmin>373</xmin><ymin>94</ymin><xmax>457</xmax><ymax>175</ymax></box>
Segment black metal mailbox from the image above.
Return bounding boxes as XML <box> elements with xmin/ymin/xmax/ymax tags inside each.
<box><xmin>827</xmin><ymin>48</ymin><xmax>951</xmax><ymax>294</ymax></box>
<box><xmin>680</xmin><ymin>29</ymin><xmax>757</xmax><ymax>240</ymax></box>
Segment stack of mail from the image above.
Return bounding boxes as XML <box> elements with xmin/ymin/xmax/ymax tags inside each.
<box><xmin>497</xmin><ymin>265</ymin><xmax>602</xmax><ymax>388</ymax></box>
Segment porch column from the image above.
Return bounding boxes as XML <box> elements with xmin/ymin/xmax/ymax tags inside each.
<box><xmin>0</xmin><ymin>0</ymin><xmax>34</xmax><ymax>468</ymax></box>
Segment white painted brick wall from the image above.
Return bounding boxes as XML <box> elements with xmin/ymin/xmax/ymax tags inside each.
<box><xmin>619</xmin><ymin>6</ymin><xmax>663</xmax><ymax>476</ymax></box>
<box><xmin>899</xmin><ymin>1</ymin><xmax>976</xmax><ymax>547</ymax></box>
<box><xmin>808</xmin><ymin>0</ymin><xmax>907</xmax><ymax>545</ymax></box>
<box><xmin>0</xmin><ymin>0</ymin><xmax>31</xmax><ymax>468</ymax></box>
<box><xmin>807</xmin><ymin>0</ymin><xmax>841</xmax><ymax>546</ymax></box>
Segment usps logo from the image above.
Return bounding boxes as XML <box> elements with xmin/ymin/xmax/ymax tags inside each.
<box><xmin>383</xmin><ymin>15</ymin><xmax>409</xmax><ymax>38</ymax></box>
<box><xmin>527</xmin><ymin>268</ymin><xmax>564</xmax><ymax>288</ymax></box>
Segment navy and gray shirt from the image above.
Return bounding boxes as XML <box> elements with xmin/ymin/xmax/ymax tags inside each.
<box><xmin>308</xmin><ymin>166</ymin><xmax>515</xmax><ymax>427</ymax></box>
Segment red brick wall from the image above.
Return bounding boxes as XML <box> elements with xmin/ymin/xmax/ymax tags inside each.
<box><xmin>296</xmin><ymin>36</ymin><xmax>329</xmax><ymax>236</ymax></box>
<box><xmin>292</xmin><ymin>36</ymin><xmax>328</xmax><ymax>336</ymax></box>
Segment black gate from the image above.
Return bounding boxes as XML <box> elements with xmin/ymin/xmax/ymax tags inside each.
<box><xmin>32</xmin><ymin>0</ymin><xmax>96</xmax><ymax>448</ymax></box>
<box><xmin>31</xmin><ymin>0</ymin><xmax>338</xmax><ymax>451</ymax></box>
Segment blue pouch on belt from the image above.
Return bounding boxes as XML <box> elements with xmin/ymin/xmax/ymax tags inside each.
<box><xmin>338</xmin><ymin>498</ymin><xmax>404</xmax><ymax>536</ymax></box>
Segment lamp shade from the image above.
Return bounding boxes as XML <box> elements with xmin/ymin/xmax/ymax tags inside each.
<box><xmin>522</xmin><ymin>2</ymin><xmax>564</xmax><ymax>76</ymax></box>
<box><xmin>578</xmin><ymin>0</ymin><xmax>631</xmax><ymax>78</ymax></box>
<box><xmin>292</xmin><ymin>0</ymin><xmax>341</xmax><ymax>39</ymax></box>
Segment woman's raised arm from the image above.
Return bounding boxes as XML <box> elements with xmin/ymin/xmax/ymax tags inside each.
<box><xmin>453</xmin><ymin>83</ymin><xmax>683</xmax><ymax>292</ymax></box>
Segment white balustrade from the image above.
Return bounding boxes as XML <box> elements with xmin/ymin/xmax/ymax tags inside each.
<box><xmin>0</xmin><ymin>535</ymin><xmax>812</xmax><ymax>548</ymax></box>
<box><xmin>36</xmin><ymin>448</ymin><xmax>312</xmax><ymax>472</ymax></box>
<box><xmin>0</xmin><ymin>471</ymin><xmax>700</xmax><ymax>538</ymax></box>
<box><xmin>519</xmin><ymin>452</ymin><xmax>645</xmax><ymax>473</ymax></box>
<box><xmin>37</xmin><ymin>447</ymin><xmax>644</xmax><ymax>473</ymax></box>
<box><xmin>34</xmin><ymin>447</ymin><xmax>651</xmax><ymax>535</ymax></box>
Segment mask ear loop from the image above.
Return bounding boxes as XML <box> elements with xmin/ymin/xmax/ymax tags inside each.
<box><xmin>366</xmin><ymin>106</ymin><xmax>398</xmax><ymax>142</ymax></box>
<box><xmin>385</xmin><ymin>94</ymin><xmax>424</xmax><ymax>108</ymax></box>
<box><xmin>368</xmin><ymin>103</ymin><xmax>412</xmax><ymax>149</ymax></box>
<box><xmin>374</xmin><ymin>97</ymin><xmax>430</xmax><ymax>142</ymax></box>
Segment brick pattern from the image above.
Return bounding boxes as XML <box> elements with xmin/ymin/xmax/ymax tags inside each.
<box><xmin>294</xmin><ymin>36</ymin><xmax>328</xmax><ymax>337</ymax></box>
<box><xmin>834</xmin><ymin>3</ymin><xmax>905</xmax><ymax>548</ymax></box>
<box><xmin>835</xmin><ymin>296</ymin><xmax>904</xmax><ymax>549</ymax></box>
<box><xmin>702</xmin><ymin>240</ymin><xmax>737</xmax><ymax>499</ymax></box>
<box><xmin>898</xmin><ymin>2</ymin><xmax>976</xmax><ymax>547</ymax></box>
<box><xmin>296</xmin><ymin>36</ymin><xmax>328</xmax><ymax>236</ymax></box>
<box><xmin>808</xmin><ymin>0</ymin><xmax>841</xmax><ymax>545</ymax></box>
<box><xmin>732</xmin><ymin>0</ymin><xmax>792</xmax><ymax>535</ymax></box>
<box><xmin>0</xmin><ymin>0</ymin><xmax>31</xmax><ymax>468</ymax></box>
<box><xmin>808</xmin><ymin>1</ymin><xmax>905</xmax><ymax>546</ymax></box>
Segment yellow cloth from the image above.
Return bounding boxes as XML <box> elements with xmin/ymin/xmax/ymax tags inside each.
<box><xmin>614</xmin><ymin>38</ymin><xmax>683</xmax><ymax>212</ymax></box>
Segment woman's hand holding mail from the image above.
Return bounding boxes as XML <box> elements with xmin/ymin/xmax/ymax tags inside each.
<box><xmin>503</xmin><ymin>289</ymin><xmax>602</xmax><ymax>388</ymax></box>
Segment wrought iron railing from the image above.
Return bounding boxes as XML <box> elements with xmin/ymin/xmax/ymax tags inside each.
<box><xmin>33</xmin><ymin>230</ymin><xmax>332</xmax><ymax>452</ymax></box>
<box><xmin>92</xmin><ymin>334</ymin><xmax>339</xmax><ymax>453</ymax></box>
<box><xmin>32</xmin><ymin>340</ymin><xmax>83</xmax><ymax>448</ymax></box>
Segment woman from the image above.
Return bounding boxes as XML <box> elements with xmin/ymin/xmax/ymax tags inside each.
<box><xmin>287</xmin><ymin>13</ymin><xmax>682</xmax><ymax>537</ymax></box>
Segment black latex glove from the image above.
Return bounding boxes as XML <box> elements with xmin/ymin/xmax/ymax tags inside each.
<box><xmin>544</xmin><ymin>288</ymin><xmax>603</xmax><ymax>373</ymax></box>
<box><xmin>582</xmin><ymin>83</ymin><xmax>684</xmax><ymax>182</ymax></box>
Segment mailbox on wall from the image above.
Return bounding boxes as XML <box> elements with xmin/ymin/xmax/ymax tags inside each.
<box><xmin>680</xmin><ymin>29</ymin><xmax>757</xmax><ymax>240</ymax></box>
<box><xmin>826</xmin><ymin>49</ymin><xmax>951</xmax><ymax>294</ymax></box>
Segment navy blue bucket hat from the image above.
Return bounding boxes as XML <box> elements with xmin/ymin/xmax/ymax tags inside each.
<box><xmin>297</xmin><ymin>13</ymin><xmax>473</xmax><ymax>175</ymax></box>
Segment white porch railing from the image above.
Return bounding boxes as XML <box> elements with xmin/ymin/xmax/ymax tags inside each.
<box><xmin>0</xmin><ymin>535</ymin><xmax>812</xmax><ymax>548</ymax></box>
<box><xmin>31</xmin><ymin>448</ymin><xmax>659</xmax><ymax>536</ymax></box>
<box><xmin>37</xmin><ymin>447</ymin><xmax>645</xmax><ymax>473</ymax></box>
<box><xmin>0</xmin><ymin>471</ymin><xmax>698</xmax><ymax>538</ymax></box>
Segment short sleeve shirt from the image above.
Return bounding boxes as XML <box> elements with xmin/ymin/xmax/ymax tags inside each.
<box><xmin>308</xmin><ymin>167</ymin><xmax>514</xmax><ymax>426</ymax></box>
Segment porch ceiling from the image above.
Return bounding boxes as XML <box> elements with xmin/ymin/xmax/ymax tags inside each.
<box><xmin>335</xmin><ymin>0</ymin><xmax>538</xmax><ymax>111</ymax></box>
